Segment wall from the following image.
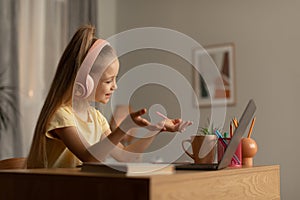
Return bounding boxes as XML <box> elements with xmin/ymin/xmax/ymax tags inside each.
<box><xmin>99</xmin><ymin>0</ymin><xmax>300</xmax><ymax>199</ymax></box>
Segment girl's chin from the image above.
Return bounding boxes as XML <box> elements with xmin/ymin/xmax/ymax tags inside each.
<box><xmin>93</xmin><ymin>96</ymin><xmax>109</xmax><ymax>104</ymax></box>
<box><xmin>98</xmin><ymin>99</ymin><xmax>109</xmax><ymax>104</ymax></box>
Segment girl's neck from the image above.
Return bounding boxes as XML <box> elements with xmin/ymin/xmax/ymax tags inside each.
<box><xmin>73</xmin><ymin>98</ymin><xmax>90</xmax><ymax>122</ymax></box>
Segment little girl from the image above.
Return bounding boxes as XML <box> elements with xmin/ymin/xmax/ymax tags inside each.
<box><xmin>27</xmin><ymin>24</ymin><xmax>191</xmax><ymax>168</ymax></box>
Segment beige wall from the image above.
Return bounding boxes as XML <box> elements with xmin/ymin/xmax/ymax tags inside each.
<box><xmin>99</xmin><ymin>0</ymin><xmax>300</xmax><ymax>199</ymax></box>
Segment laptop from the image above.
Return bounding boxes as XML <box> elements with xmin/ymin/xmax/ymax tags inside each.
<box><xmin>176</xmin><ymin>99</ymin><xmax>256</xmax><ymax>170</ymax></box>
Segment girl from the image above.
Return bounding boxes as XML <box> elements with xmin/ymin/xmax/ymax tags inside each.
<box><xmin>27</xmin><ymin>24</ymin><xmax>191</xmax><ymax>168</ymax></box>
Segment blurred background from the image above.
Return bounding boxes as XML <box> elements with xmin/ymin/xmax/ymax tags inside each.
<box><xmin>1</xmin><ymin>0</ymin><xmax>299</xmax><ymax>199</ymax></box>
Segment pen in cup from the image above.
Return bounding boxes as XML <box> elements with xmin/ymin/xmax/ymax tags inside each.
<box><xmin>233</xmin><ymin>117</ymin><xmax>239</xmax><ymax>128</ymax></box>
<box><xmin>247</xmin><ymin>116</ymin><xmax>256</xmax><ymax>138</ymax></box>
<box><xmin>230</xmin><ymin>122</ymin><xmax>233</xmax><ymax>138</ymax></box>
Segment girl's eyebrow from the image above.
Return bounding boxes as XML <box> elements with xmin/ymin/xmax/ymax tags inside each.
<box><xmin>101</xmin><ymin>75</ymin><xmax>117</xmax><ymax>81</ymax></box>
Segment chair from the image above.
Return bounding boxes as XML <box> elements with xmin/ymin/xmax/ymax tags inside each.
<box><xmin>0</xmin><ymin>157</ymin><xmax>27</xmax><ymax>169</ymax></box>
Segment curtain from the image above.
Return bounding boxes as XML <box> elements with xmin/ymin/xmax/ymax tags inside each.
<box><xmin>0</xmin><ymin>0</ymin><xmax>98</xmax><ymax>159</ymax></box>
<box><xmin>67</xmin><ymin>0</ymin><xmax>98</xmax><ymax>38</ymax></box>
<box><xmin>0</xmin><ymin>0</ymin><xmax>22</xmax><ymax>159</ymax></box>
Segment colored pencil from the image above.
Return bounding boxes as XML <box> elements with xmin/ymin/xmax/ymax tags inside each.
<box><xmin>247</xmin><ymin>117</ymin><xmax>256</xmax><ymax>138</ymax></box>
<box><xmin>233</xmin><ymin>117</ymin><xmax>239</xmax><ymax>128</ymax></box>
<box><xmin>156</xmin><ymin>111</ymin><xmax>168</xmax><ymax>120</ymax></box>
<box><xmin>230</xmin><ymin>122</ymin><xmax>233</xmax><ymax>137</ymax></box>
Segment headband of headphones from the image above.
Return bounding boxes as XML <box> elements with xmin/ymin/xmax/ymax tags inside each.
<box><xmin>75</xmin><ymin>39</ymin><xmax>110</xmax><ymax>98</ymax></box>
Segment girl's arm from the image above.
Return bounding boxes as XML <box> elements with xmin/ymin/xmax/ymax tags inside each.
<box><xmin>54</xmin><ymin>124</ymin><xmax>130</xmax><ymax>163</ymax></box>
<box><xmin>102</xmin><ymin>124</ymin><xmax>164</xmax><ymax>162</ymax></box>
<box><xmin>54</xmin><ymin>126</ymin><xmax>100</xmax><ymax>162</ymax></box>
<box><xmin>107</xmin><ymin>118</ymin><xmax>190</xmax><ymax>162</ymax></box>
<box><xmin>55</xmin><ymin>108</ymin><xmax>163</xmax><ymax>162</ymax></box>
<box><xmin>55</xmin><ymin>108</ymin><xmax>191</xmax><ymax>163</ymax></box>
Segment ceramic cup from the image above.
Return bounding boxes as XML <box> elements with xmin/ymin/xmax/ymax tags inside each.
<box><xmin>182</xmin><ymin>135</ymin><xmax>218</xmax><ymax>164</ymax></box>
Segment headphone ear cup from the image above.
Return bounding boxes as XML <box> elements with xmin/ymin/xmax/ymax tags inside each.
<box><xmin>85</xmin><ymin>74</ymin><xmax>94</xmax><ymax>98</ymax></box>
<box><xmin>74</xmin><ymin>82</ymin><xmax>85</xmax><ymax>97</ymax></box>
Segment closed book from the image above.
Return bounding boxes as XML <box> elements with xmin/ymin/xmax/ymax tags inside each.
<box><xmin>81</xmin><ymin>162</ymin><xmax>175</xmax><ymax>176</ymax></box>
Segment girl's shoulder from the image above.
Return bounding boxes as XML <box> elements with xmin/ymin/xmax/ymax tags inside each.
<box><xmin>50</xmin><ymin>105</ymin><xmax>75</xmax><ymax>124</ymax></box>
<box><xmin>55</xmin><ymin>105</ymin><xmax>74</xmax><ymax>116</ymax></box>
<box><xmin>47</xmin><ymin>105</ymin><xmax>76</xmax><ymax>133</ymax></box>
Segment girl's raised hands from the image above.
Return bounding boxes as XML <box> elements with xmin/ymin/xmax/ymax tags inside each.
<box><xmin>155</xmin><ymin>111</ymin><xmax>193</xmax><ymax>133</ymax></box>
<box><xmin>119</xmin><ymin>108</ymin><xmax>193</xmax><ymax>134</ymax></box>
<box><xmin>120</xmin><ymin>108</ymin><xmax>165</xmax><ymax>132</ymax></box>
<box><xmin>163</xmin><ymin>118</ymin><xmax>193</xmax><ymax>132</ymax></box>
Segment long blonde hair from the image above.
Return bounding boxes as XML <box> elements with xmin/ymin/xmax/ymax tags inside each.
<box><xmin>27</xmin><ymin>25</ymin><xmax>97</xmax><ymax>168</ymax></box>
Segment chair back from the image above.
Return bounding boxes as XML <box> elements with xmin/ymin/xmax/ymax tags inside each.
<box><xmin>0</xmin><ymin>157</ymin><xmax>27</xmax><ymax>169</ymax></box>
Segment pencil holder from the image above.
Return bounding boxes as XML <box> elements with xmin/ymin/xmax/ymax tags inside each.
<box><xmin>241</xmin><ymin>138</ymin><xmax>258</xmax><ymax>167</ymax></box>
<box><xmin>217</xmin><ymin>138</ymin><xmax>242</xmax><ymax>167</ymax></box>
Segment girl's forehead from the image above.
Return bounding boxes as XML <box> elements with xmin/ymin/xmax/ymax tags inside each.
<box><xmin>101</xmin><ymin>60</ymin><xmax>119</xmax><ymax>78</ymax></box>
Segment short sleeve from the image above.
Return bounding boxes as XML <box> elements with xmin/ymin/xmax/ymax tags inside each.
<box><xmin>46</xmin><ymin>106</ymin><xmax>76</xmax><ymax>139</ymax></box>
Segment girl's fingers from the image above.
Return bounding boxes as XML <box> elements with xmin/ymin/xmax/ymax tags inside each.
<box><xmin>145</xmin><ymin>120</ymin><xmax>166</xmax><ymax>131</ymax></box>
<box><xmin>172</xmin><ymin>118</ymin><xmax>182</xmax><ymax>124</ymax></box>
<box><xmin>131</xmin><ymin>108</ymin><xmax>147</xmax><ymax>118</ymax></box>
<box><xmin>138</xmin><ymin>118</ymin><xmax>150</xmax><ymax>126</ymax></box>
<box><xmin>178</xmin><ymin>121</ymin><xmax>188</xmax><ymax>131</ymax></box>
<box><xmin>178</xmin><ymin>121</ymin><xmax>193</xmax><ymax>132</ymax></box>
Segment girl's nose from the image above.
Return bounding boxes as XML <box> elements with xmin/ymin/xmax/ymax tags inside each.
<box><xmin>112</xmin><ymin>80</ymin><xmax>118</xmax><ymax>90</ymax></box>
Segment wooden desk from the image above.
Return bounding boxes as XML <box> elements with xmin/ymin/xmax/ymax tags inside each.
<box><xmin>0</xmin><ymin>165</ymin><xmax>280</xmax><ymax>200</ymax></box>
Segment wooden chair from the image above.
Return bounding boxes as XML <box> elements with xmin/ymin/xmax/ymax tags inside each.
<box><xmin>0</xmin><ymin>157</ymin><xmax>27</xmax><ymax>169</ymax></box>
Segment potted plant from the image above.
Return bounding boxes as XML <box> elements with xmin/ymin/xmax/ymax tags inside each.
<box><xmin>198</xmin><ymin>126</ymin><xmax>215</xmax><ymax>136</ymax></box>
<box><xmin>0</xmin><ymin>70</ymin><xmax>18</xmax><ymax>139</ymax></box>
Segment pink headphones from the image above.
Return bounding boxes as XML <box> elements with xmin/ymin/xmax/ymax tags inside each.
<box><xmin>74</xmin><ymin>39</ymin><xmax>110</xmax><ymax>98</ymax></box>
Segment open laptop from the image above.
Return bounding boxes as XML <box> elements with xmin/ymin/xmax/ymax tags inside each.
<box><xmin>176</xmin><ymin>99</ymin><xmax>256</xmax><ymax>170</ymax></box>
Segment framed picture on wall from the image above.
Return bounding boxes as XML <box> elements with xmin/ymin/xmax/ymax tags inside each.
<box><xmin>193</xmin><ymin>43</ymin><xmax>236</xmax><ymax>107</ymax></box>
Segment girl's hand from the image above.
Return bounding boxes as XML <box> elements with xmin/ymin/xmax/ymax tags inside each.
<box><xmin>156</xmin><ymin>111</ymin><xmax>193</xmax><ymax>133</ymax></box>
<box><xmin>163</xmin><ymin>118</ymin><xmax>193</xmax><ymax>132</ymax></box>
<box><xmin>120</xmin><ymin>108</ymin><xmax>165</xmax><ymax>132</ymax></box>
<box><xmin>163</xmin><ymin>118</ymin><xmax>182</xmax><ymax>132</ymax></box>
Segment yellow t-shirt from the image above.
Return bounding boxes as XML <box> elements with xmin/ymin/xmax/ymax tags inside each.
<box><xmin>45</xmin><ymin>105</ymin><xmax>110</xmax><ymax>168</ymax></box>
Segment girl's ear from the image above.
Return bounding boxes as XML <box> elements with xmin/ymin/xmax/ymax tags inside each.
<box><xmin>74</xmin><ymin>75</ymin><xmax>95</xmax><ymax>98</ymax></box>
<box><xmin>85</xmin><ymin>74</ymin><xmax>95</xmax><ymax>97</ymax></box>
<box><xmin>74</xmin><ymin>74</ymin><xmax>94</xmax><ymax>98</ymax></box>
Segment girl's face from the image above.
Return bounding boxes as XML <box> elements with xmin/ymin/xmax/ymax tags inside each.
<box><xmin>94</xmin><ymin>59</ymin><xmax>119</xmax><ymax>104</ymax></box>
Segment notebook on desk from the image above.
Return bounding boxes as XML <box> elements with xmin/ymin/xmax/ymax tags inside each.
<box><xmin>176</xmin><ymin>99</ymin><xmax>256</xmax><ymax>171</ymax></box>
